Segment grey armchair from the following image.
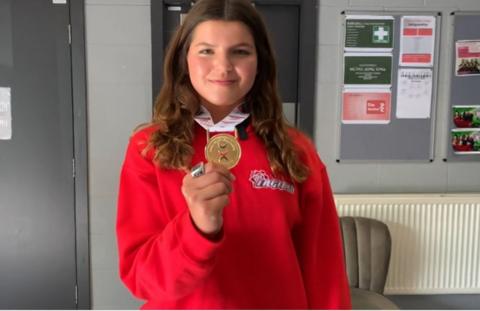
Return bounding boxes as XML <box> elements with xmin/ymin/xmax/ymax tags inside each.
<box><xmin>340</xmin><ymin>216</ymin><xmax>399</xmax><ymax>310</ymax></box>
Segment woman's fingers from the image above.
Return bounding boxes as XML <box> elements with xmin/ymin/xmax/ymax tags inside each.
<box><xmin>189</xmin><ymin>181</ymin><xmax>232</xmax><ymax>202</ymax></box>
<box><xmin>204</xmin><ymin>162</ymin><xmax>235</xmax><ymax>181</ymax></box>
<box><xmin>183</xmin><ymin>170</ymin><xmax>233</xmax><ymax>191</ymax></box>
<box><xmin>182</xmin><ymin>162</ymin><xmax>235</xmax><ymax>235</ymax></box>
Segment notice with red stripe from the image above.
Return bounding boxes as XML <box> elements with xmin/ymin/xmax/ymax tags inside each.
<box><xmin>399</xmin><ymin>16</ymin><xmax>436</xmax><ymax>67</ymax></box>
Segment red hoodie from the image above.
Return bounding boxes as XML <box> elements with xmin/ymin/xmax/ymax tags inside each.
<box><xmin>116</xmin><ymin>122</ymin><xmax>351</xmax><ymax>309</ymax></box>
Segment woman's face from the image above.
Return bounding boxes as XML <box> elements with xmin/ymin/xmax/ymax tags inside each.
<box><xmin>187</xmin><ymin>20</ymin><xmax>257</xmax><ymax>117</ymax></box>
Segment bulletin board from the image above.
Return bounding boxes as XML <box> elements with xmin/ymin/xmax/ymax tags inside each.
<box><xmin>447</xmin><ymin>12</ymin><xmax>480</xmax><ymax>161</ymax></box>
<box><xmin>338</xmin><ymin>12</ymin><xmax>441</xmax><ymax>161</ymax></box>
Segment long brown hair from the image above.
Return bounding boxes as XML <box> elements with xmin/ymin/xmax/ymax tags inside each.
<box><xmin>149</xmin><ymin>0</ymin><xmax>309</xmax><ymax>182</ymax></box>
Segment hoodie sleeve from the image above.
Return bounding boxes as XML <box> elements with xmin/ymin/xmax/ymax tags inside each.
<box><xmin>292</xmin><ymin>133</ymin><xmax>352</xmax><ymax>309</ymax></box>
<box><xmin>116</xmin><ymin>128</ymin><xmax>224</xmax><ymax>302</ymax></box>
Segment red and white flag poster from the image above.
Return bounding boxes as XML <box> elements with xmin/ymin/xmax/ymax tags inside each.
<box><xmin>342</xmin><ymin>89</ymin><xmax>391</xmax><ymax>124</ymax></box>
<box><xmin>399</xmin><ymin>16</ymin><xmax>436</xmax><ymax>67</ymax></box>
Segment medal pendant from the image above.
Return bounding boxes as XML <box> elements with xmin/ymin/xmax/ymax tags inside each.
<box><xmin>205</xmin><ymin>133</ymin><xmax>241</xmax><ymax>169</ymax></box>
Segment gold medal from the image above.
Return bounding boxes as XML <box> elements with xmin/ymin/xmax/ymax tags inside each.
<box><xmin>205</xmin><ymin>132</ymin><xmax>241</xmax><ymax>169</ymax></box>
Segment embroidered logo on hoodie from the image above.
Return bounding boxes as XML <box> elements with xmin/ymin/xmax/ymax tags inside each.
<box><xmin>249</xmin><ymin>170</ymin><xmax>295</xmax><ymax>193</ymax></box>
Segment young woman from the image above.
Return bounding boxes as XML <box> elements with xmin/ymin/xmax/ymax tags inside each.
<box><xmin>116</xmin><ymin>0</ymin><xmax>351</xmax><ymax>309</ymax></box>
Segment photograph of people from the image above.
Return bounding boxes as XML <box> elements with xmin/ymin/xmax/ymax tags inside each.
<box><xmin>452</xmin><ymin>130</ymin><xmax>480</xmax><ymax>153</ymax></box>
<box><xmin>116</xmin><ymin>0</ymin><xmax>351</xmax><ymax>309</ymax></box>
<box><xmin>453</xmin><ymin>106</ymin><xmax>480</xmax><ymax>128</ymax></box>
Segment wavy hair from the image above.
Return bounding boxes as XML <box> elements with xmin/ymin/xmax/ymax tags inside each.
<box><xmin>148</xmin><ymin>0</ymin><xmax>309</xmax><ymax>182</ymax></box>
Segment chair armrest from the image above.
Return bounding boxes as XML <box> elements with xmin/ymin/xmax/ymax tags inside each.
<box><xmin>350</xmin><ymin>288</ymin><xmax>399</xmax><ymax>310</ymax></box>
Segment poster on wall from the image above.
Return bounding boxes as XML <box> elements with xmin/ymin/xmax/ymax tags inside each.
<box><xmin>399</xmin><ymin>16</ymin><xmax>436</xmax><ymax>67</ymax></box>
<box><xmin>345</xmin><ymin>15</ymin><xmax>394</xmax><ymax>52</ymax></box>
<box><xmin>396</xmin><ymin>68</ymin><xmax>433</xmax><ymax>119</ymax></box>
<box><xmin>342</xmin><ymin>88</ymin><xmax>391</xmax><ymax>124</ymax></box>
<box><xmin>453</xmin><ymin>106</ymin><xmax>480</xmax><ymax>128</ymax></box>
<box><xmin>451</xmin><ymin>129</ymin><xmax>480</xmax><ymax>154</ymax></box>
<box><xmin>0</xmin><ymin>87</ymin><xmax>12</xmax><ymax>140</ymax></box>
<box><xmin>455</xmin><ymin>40</ymin><xmax>480</xmax><ymax>76</ymax></box>
<box><xmin>344</xmin><ymin>53</ymin><xmax>392</xmax><ymax>86</ymax></box>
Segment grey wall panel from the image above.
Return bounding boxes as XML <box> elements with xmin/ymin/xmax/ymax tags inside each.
<box><xmin>447</xmin><ymin>13</ymin><xmax>480</xmax><ymax>162</ymax></box>
<box><xmin>256</xmin><ymin>4</ymin><xmax>299</xmax><ymax>103</ymax></box>
<box><xmin>85</xmin><ymin>0</ymin><xmax>151</xmax><ymax>308</ymax></box>
<box><xmin>0</xmin><ymin>0</ymin><xmax>77</xmax><ymax>308</ymax></box>
<box><xmin>339</xmin><ymin>13</ymin><xmax>440</xmax><ymax>161</ymax></box>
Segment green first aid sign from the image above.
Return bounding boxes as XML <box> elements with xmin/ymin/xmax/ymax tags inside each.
<box><xmin>345</xmin><ymin>18</ymin><xmax>394</xmax><ymax>49</ymax></box>
<box><xmin>372</xmin><ymin>25</ymin><xmax>390</xmax><ymax>43</ymax></box>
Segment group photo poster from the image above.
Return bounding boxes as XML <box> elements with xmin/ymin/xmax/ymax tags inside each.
<box><xmin>451</xmin><ymin>129</ymin><xmax>480</xmax><ymax>154</ymax></box>
<box><xmin>396</xmin><ymin>68</ymin><xmax>433</xmax><ymax>119</ymax></box>
<box><xmin>344</xmin><ymin>15</ymin><xmax>394</xmax><ymax>52</ymax></box>
<box><xmin>342</xmin><ymin>88</ymin><xmax>391</xmax><ymax>124</ymax></box>
<box><xmin>453</xmin><ymin>106</ymin><xmax>480</xmax><ymax>128</ymax></box>
<box><xmin>455</xmin><ymin>40</ymin><xmax>480</xmax><ymax>76</ymax></box>
<box><xmin>399</xmin><ymin>16</ymin><xmax>436</xmax><ymax>67</ymax></box>
<box><xmin>344</xmin><ymin>53</ymin><xmax>392</xmax><ymax>87</ymax></box>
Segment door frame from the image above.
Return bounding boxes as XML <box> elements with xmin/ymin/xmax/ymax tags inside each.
<box><xmin>151</xmin><ymin>0</ymin><xmax>317</xmax><ymax>137</ymax></box>
<box><xmin>70</xmin><ymin>0</ymin><xmax>90</xmax><ymax>308</ymax></box>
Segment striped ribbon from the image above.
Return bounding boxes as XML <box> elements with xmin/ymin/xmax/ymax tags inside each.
<box><xmin>194</xmin><ymin>105</ymin><xmax>250</xmax><ymax>133</ymax></box>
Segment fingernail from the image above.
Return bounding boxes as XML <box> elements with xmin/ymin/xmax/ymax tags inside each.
<box><xmin>230</xmin><ymin>173</ymin><xmax>236</xmax><ymax>181</ymax></box>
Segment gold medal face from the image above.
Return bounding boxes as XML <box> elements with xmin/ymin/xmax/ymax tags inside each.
<box><xmin>205</xmin><ymin>134</ymin><xmax>241</xmax><ymax>169</ymax></box>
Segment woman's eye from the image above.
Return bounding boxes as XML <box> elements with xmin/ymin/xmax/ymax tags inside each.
<box><xmin>233</xmin><ymin>49</ymin><xmax>251</xmax><ymax>56</ymax></box>
<box><xmin>199</xmin><ymin>49</ymin><xmax>213</xmax><ymax>55</ymax></box>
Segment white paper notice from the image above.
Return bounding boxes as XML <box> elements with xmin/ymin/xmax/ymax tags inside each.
<box><xmin>0</xmin><ymin>87</ymin><xmax>12</xmax><ymax>140</ymax></box>
<box><xmin>396</xmin><ymin>68</ymin><xmax>433</xmax><ymax>119</ymax></box>
<box><xmin>399</xmin><ymin>16</ymin><xmax>436</xmax><ymax>67</ymax></box>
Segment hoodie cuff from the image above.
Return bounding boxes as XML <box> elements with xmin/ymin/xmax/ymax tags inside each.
<box><xmin>175</xmin><ymin>209</ymin><xmax>225</xmax><ymax>266</ymax></box>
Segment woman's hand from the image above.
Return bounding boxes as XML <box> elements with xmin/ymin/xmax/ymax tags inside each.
<box><xmin>182</xmin><ymin>162</ymin><xmax>235</xmax><ymax>236</ymax></box>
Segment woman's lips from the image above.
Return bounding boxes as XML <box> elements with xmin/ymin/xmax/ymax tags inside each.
<box><xmin>210</xmin><ymin>79</ymin><xmax>236</xmax><ymax>86</ymax></box>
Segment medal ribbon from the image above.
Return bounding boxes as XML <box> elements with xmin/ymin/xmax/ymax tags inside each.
<box><xmin>193</xmin><ymin>105</ymin><xmax>250</xmax><ymax>133</ymax></box>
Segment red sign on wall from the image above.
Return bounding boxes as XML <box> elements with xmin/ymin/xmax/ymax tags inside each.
<box><xmin>342</xmin><ymin>89</ymin><xmax>391</xmax><ymax>124</ymax></box>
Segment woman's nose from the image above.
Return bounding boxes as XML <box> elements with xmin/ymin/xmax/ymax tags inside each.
<box><xmin>214</xmin><ymin>53</ymin><xmax>233</xmax><ymax>72</ymax></box>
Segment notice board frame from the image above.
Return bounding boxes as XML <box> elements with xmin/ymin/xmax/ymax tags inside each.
<box><xmin>337</xmin><ymin>11</ymin><xmax>442</xmax><ymax>162</ymax></box>
<box><xmin>446</xmin><ymin>12</ymin><xmax>480</xmax><ymax>162</ymax></box>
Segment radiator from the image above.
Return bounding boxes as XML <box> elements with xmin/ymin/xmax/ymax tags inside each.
<box><xmin>335</xmin><ymin>194</ymin><xmax>480</xmax><ymax>294</ymax></box>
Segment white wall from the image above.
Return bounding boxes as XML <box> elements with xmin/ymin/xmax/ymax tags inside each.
<box><xmin>85</xmin><ymin>0</ymin><xmax>151</xmax><ymax>308</ymax></box>
<box><xmin>85</xmin><ymin>0</ymin><xmax>480</xmax><ymax>309</ymax></box>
